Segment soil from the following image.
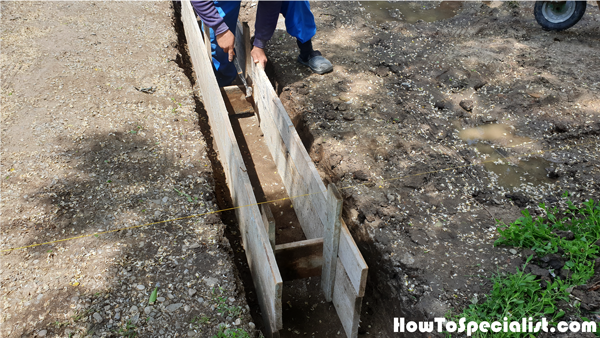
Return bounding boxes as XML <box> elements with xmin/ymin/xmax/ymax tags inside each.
<box><xmin>240</xmin><ymin>0</ymin><xmax>600</xmax><ymax>336</ymax></box>
<box><xmin>2</xmin><ymin>1</ymin><xmax>600</xmax><ymax>338</ymax></box>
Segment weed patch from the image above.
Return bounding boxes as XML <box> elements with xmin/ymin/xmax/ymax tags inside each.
<box><xmin>452</xmin><ymin>197</ymin><xmax>600</xmax><ymax>337</ymax></box>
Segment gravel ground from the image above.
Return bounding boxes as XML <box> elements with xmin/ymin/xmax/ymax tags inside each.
<box><xmin>1</xmin><ymin>2</ymin><xmax>253</xmax><ymax>337</ymax></box>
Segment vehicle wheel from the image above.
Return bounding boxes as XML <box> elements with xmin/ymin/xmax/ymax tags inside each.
<box><xmin>534</xmin><ymin>1</ymin><xmax>587</xmax><ymax>31</ymax></box>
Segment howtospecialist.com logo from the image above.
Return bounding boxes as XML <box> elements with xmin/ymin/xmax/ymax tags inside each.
<box><xmin>394</xmin><ymin>317</ymin><xmax>597</xmax><ymax>336</ymax></box>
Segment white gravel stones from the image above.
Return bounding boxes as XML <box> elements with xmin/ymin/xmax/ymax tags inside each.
<box><xmin>166</xmin><ymin>303</ymin><xmax>183</xmax><ymax>313</ymax></box>
<box><xmin>144</xmin><ymin>306</ymin><xmax>152</xmax><ymax>315</ymax></box>
<box><xmin>130</xmin><ymin>305</ymin><xmax>139</xmax><ymax>313</ymax></box>
<box><xmin>93</xmin><ymin>312</ymin><xmax>103</xmax><ymax>323</ymax></box>
<box><xmin>137</xmin><ymin>284</ymin><xmax>146</xmax><ymax>290</ymax></box>
<box><xmin>204</xmin><ymin>277</ymin><xmax>218</xmax><ymax>287</ymax></box>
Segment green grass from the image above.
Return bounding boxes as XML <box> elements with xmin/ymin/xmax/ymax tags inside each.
<box><xmin>114</xmin><ymin>320</ymin><xmax>137</xmax><ymax>338</ymax></box>
<box><xmin>496</xmin><ymin>197</ymin><xmax>600</xmax><ymax>285</ymax></box>
<box><xmin>451</xmin><ymin>196</ymin><xmax>600</xmax><ymax>337</ymax></box>
<box><xmin>212</xmin><ymin>287</ymin><xmax>243</xmax><ymax>318</ymax></box>
<box><xmin>212</xmin><ymin>327</ymin><xmax>251</xmax><ymax>338</ymax></box>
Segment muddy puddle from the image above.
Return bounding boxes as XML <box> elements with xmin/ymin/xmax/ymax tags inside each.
<box><xmin>459</xmin><ymin>124</ymin><xmax>555</xmax><ymax>188</ymax></box>
<box><xmin>361</xmin><ymin>1</ymin><xmax>463</xmax><ymax>24</ymax></box>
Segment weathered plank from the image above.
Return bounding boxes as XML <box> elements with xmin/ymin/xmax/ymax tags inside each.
<box><xmin>274</xmin><ymin>238</ymin><xmax>323</xmax><ymax>281</ymax></box>
<box><xmin>339</xmin><ymin>219</ymin><xmax>368</xmax><ymax>297</ymax></box>
<box><xmin>234</xmin><ymin>18</ymin><xmax>368</xmax><ymax>337</ymax></box>
<box><xmin>261</xmin><ymin>204</ymin><xmax>276</xmax><ymax>251</ymax></box>
<box><xmin>200</xmin><ymin>22</ymin><xmax>211</xmax><ymax>62</ymax></box>
<box><xmin>251</xmin><ymin>70</ymin><xmax>330</xmax><ymax>239</ymax></box>
<box><xmin>332</xmin><ymin>258</ymin><xmax>363</xmax><ymax>338</ymax></box>
<box><xmin>245</xmin><ymin>37</ymin><xmax>368</xmax><ymax>298</ymax></box>
<box><xmin>182</xmin><ymin>1</ymin><xmax>282</xmax><ymax>333</ymax></box>
<box><xmin>322</xmin><ymin>184</ymin><xmax>342</xmax><ymax>301</ymax></box>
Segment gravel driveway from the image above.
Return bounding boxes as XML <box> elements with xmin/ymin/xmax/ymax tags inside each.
<box><xmin>1</xmin><ymin>2</ymin><xmax>253</xmax><ymax>337</ymax></box>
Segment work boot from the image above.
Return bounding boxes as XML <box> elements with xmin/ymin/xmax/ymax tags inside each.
<box><xmin>297</xmin><ymin>50</ymin><xmax>333</xmax><ymax>75</ymax></box>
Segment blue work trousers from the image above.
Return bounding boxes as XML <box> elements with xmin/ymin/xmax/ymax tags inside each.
<box><xmin>208</xmin><ymin>1</ymin><xmax>316</xmax><ymax>86</ymax></box>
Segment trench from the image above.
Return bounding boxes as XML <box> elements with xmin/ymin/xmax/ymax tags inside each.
<box><xmin>171</xmin><ymin>3</ymin><xmax>355</xmax><ymax>337</ymax></box>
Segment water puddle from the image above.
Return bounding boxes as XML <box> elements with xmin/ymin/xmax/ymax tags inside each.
<box><xmin>458</xmin><ymin>124</ymin><xmax>555</xmax><ymax>188</ymax></box>
<box><xmin>362</xmin><ymin>1</ymin><xmax>463</xmax><ymax>24</ymax></box>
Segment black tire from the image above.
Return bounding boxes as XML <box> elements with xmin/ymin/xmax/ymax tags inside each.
<box><xmin>534</xmin><ymin>1</ymin><xmax>586</xmax><ymax>31</ymax></box>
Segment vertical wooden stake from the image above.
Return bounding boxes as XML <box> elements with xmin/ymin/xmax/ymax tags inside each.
<box><xmin>261</xmin><ymin>204</ymin><xmax>276</xmax><ymax>251</ymax></box>
<box><xmin>201</xmin><ymin>22</ymin><xmax>212</xmax><ymax>61</ymax></box>
<box><xmin>322</xmin><ymin>183</ymin><xmax>342</xmax><ymax>302</ymax></box>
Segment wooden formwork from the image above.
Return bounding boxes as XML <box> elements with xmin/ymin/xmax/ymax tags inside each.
<box><xmin>181</xmin><ymin>2</ymin><xmax>368</xmax><ymax>337</ymax></box>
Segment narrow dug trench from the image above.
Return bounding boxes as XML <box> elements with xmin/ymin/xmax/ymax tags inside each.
<box><xmin>172</xmin><ymin>3</ymin><xmax>360</xmax><ymax>337</ymax></box>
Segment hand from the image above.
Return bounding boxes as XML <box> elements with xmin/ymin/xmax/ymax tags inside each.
<box><xmin>216</xmin><ymin>30</ymin><xmax>235</xmax><ymax>62</ymax></box>
<box><xmin>251</xmin><ymin>47</ymin><xmax>267</xmax><ymax>68</ymax></box>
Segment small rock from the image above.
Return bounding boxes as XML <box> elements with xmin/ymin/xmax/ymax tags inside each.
<box><xmin>166</xmin><ymin>303</ymin><xmax>183</xmax><ymax>313</ymax></box>
<box><xmin>114</xmin><ymin>312</ymin><xmax>120</xmax><ymax>320</ymax></box>
<box><xmin>204</xmin><ymin>277</ymin><xmax>218</xmax><ymax>287</ymax></box>
<box><xmin>188</xmin><ymin>288</ymin><xmax>197</xmax><ymax>297</ymax></box>
<box><xmin>144</xmin><ymin>306</ymin><xmax>152</xmax><ymax>315</ymax></box>
<box><xmin>37</xmin><ymin>330</ymin><xmax>47</xmax><ymax>337</ymax></box>
<box><xmin>539</xmin><ymin>253</ymin><xmax>565</xmax><ymax>270</ymax></box>
<box><xmin>157</xmin><ymin>297</ymin><xmax>166</xmax><ymax>302</ymax></box>
<box><xmin>481</xmin><ymin>115</ymin><xmax>497</xmax><ymax>123</ymax></box>
<box><xmin>324</xmin><ymin>112</ymin><xmax>337</xmax><ymax>120</ymax></box>
<box><xmin>554</xmin><ymin>230</ymin><xmax>574</xmax><ymax>240</ymax></box>
<box><xmin>336</xmin><ymin>103</ymin><xmax>348</xmax><ymax>111</ymax></box>
<box><xmin>93</xmin><ymin>312</ymin><xmax>103</xmax><ymax>323</ymax></box>
<box><xmin>235</xmin><ymin>318</ymin><xmax>242</xmax><ymax>326</ymax></box>
<box><xmin>374</xmin><ymin>65</ymin><xmax>389</xmax><ymax>77</ymax></box>
<box><xmin>228</xmin><ymin>297</ymin><xmax>235</xmax><ymax>303</ymax></box>
<box><xmin>508</xmin><ymin>249</ymin><xmax>517</xmax><ymax>255</ymax></box>
<box><xmin>130</xmin><ymin>305</ymin><xmax>139</xmax><ymax>313</ymax></box>
<box><xmin>189</xmin><ymin>243</ymin><xmax>200</xmax><ymax>250</ymax></box>
<box><xmin>527</xmin><ymin>264</ymin><xmax>549</xmax><ymax>278</ymax></box>
<box><xmin>459</xmin><ymin>100</ymin><xmax>474</xmax><ymax>112</ymax></box>
<box><xmin>554</xmin><ymin>122</ymin><xmax>569</xmax><ymax>133</ymax></box>
<box><xmin>400</xmin><ymin>252</ymin><xmax>415</xmax><ymax>266</ymax></box>
<box><xmin>353</xmin><ymin>170</ymin><xmax>369</xmax><ymax>181</ymax></box>
<box><xmin>137</xmin><ymin>284</ymin><xmax>145</xmax><ymax>290</ymax></box>
<box><xmin>197</xmin><ymin>297</ymin><xmax>205</xmax><ymax>305</ymax></box>
<box><xmin>162</xmin><ymin>196</ymin><xmax>168</xmax><ymax>203</ymax></box>
<box><xmin>188</xmin><ymin>331</ymin><xmax>196</xmax><ymax>337</ymax></box>
<box><xmin>184</xmin><ymin>305</ymin><xmax>190</xmax><ymax>312</ymax></box>
<box><xmin>342</xmin><ymin>113</ymin><xmax>355</xmax><ymax>121</ymax></box>
<box><xmin>434</xmin><ymin>101</ymin><xmax>447</xmax><ymax>110</ymax></box>
<box><xmin>248</xmin><ymin>322</ymin><xmax>256</xmax><ymax>330</ymax></box>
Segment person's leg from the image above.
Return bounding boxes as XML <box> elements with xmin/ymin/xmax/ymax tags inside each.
<box><xmin>280</xmin><ymin>1</ymin><xmax>332</xmax><ymax>74</ymax></box>
<box><xmin>208</xmin><ymin>0</ymin><xmax>241</xmax><ymax>86</ymax></box>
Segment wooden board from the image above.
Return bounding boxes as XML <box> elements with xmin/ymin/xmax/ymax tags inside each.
<box><xmin>332</xmin><ymin>258</ymin><xmax>363</xmax><ymax>338</ymax></box>
<box><xmin>275</xmin><ymin>238</ymin><xmax>323</xmax><ymax>281</ymax></box>
<box><xmin>236</xmin><ymin>20</ymin><xmax>368</xmax><ymax>338</ymax></box>
<box><xmin>182</xmin><ymin>2</ymin><xmax>282</xmax><ymax>334</ymax></box>
<box><xmin>261</xmin><ymin>204</ymin><xmax>276</xmax><ymax>251</ymax></box>
<box><xmin>322</xmin><ymin>184</ymin><xmax>342</xmax><ymax>302</ymax></box>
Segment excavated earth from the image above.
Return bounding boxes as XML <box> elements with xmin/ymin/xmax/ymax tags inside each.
<box><xmin>2</xmin><ymin>1</ymin><xmax>600</xmax><ymax>338</ymax></box>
